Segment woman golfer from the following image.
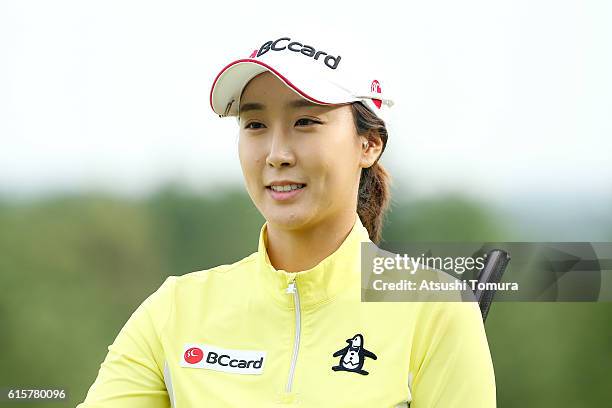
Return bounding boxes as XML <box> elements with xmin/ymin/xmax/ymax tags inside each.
<box><xmin>78</xmin><ymin>35</ymin><xmax>496</xmax><ymax>407</ymax></box>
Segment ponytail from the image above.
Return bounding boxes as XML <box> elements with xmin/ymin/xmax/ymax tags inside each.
<box><xmin>351</xmin><ymin>102</ymin><xmax>392</xmax><ymax>244</ymax></box>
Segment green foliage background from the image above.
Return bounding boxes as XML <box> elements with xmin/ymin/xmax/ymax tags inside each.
<box><xmin>0</xmin><ymin>185</ymin><xmax>609</xmax><ymax>407</ymax></box>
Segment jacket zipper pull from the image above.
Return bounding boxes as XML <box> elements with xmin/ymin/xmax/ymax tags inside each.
<box><xmin>286</xmin><ymin>276</ymin><xmax>297</xmax><ymax>294</ymax></box>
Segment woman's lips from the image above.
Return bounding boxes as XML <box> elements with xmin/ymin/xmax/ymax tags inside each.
<box><xmin>266</xmin><ymin>185</ymin><xmax>306</xmax><ymax>201</ymax></box>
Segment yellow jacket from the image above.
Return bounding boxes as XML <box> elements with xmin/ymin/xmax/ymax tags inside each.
<box><xmin>77</xmin><ymin>215</ymin><xmax>496</xmax><ymax>407</ymax></box>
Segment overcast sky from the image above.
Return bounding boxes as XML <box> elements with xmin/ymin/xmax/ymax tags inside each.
<box><xmin>1</xmin><ymin>0</ymin><xmax>610</xmax><ymax>204</ymax></box>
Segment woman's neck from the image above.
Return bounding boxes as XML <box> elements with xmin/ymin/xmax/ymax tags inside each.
<box><xmin>265</xmin><ymin>210</ymin><xmax>358</xmax><ymax>273</ymax></box>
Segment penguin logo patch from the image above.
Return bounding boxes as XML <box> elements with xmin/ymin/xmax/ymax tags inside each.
<box><xmin>331</xmin><ymin>333</ymin><xmax>377</xmax><ymax>375</ymax></box>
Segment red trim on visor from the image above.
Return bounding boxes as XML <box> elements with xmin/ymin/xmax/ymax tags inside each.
<box><xmin>209</xmin><ymin>58</ymin><xmax>334</xmax><ymax>115</ymax></box>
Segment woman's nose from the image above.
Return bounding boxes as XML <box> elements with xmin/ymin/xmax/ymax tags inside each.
<box><xmin>265</xmin><ymin>127</ymin><xmax>295</xmax><ymax>168</ymax></box>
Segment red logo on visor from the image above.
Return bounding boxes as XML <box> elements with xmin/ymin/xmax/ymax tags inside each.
<box><xmin>371</xmin><ymin>80</ymin><xmax>382</xmax><ymax>109</ymax></box>
<box><xmin>184</xmin><ymin>347</ymin><xmax>204</xmax><ymax>364</ymax></box>
<box><xmin>249</xmin><ymin>49</ymin><xmax>258</xmax><ymax>58</ymax></box>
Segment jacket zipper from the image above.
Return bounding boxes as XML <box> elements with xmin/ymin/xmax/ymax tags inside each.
<box><xmin>285</xmin><ymin>275</ymin><xmax>301</xmax><ymax>393</ymax></box>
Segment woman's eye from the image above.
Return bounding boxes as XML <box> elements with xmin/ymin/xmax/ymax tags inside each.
<box><xmin>295</xmin><ymin>118</ymin><xmax>321</xmax><ymax>127</ymax></box>
<box><xmin>245</xmin><ymin>122</ymin><xmax>265</xmax><ymax>129</ymax></box>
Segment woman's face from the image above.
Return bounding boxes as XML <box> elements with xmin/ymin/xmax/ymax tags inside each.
<box><xmin>238</xmin><ymin>71</ymin><xmax>368</xmax><ymax>231</ymax></box>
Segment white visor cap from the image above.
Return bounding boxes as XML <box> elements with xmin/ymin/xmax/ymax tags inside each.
<box><xmin>209</xmin><ymin>35</ymin><xmax>395</xmax><ymax>124</ymax></box>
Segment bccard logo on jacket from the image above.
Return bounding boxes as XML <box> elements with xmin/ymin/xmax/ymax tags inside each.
<box><xmin>331</xmin><ymin>333</ymin><xmax>377</xmax><ymax>376</ymax></box>
<box><xmin>180</xmin><ymin>343</ymin><xmax>267</xmax><ymax>375</ymax></box>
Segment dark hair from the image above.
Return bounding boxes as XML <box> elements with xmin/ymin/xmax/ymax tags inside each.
<box><xmin>351</xmin><ymin>102</ymin><xmax>392</xmax><ymax>244</ymax></box>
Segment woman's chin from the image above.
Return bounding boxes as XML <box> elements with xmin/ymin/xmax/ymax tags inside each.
<box><xmin>264</xmin><ymin>209</ymin><xmax>314</xmax><ymax>230</ymax></box>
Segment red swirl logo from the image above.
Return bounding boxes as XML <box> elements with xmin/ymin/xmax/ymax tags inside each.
<box><xmin>371</xmin><ymin>80</ymin><xmax>382</xmax><ymax>109</ymax></box>
<box><xmin>184</xmin><ymin>347</ymin><xmax>204</xmax><ymax>364</ymax></box>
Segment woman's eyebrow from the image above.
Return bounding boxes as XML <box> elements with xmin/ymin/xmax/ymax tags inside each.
<box><xmin>287</xmin><ymin>99</ymin><xmax>320</xmax><ymax>109</ymax></box>
<box><xmin>239</xmin><ymin>102</ymin><xmax>264</xmax><ymax>114</ymax></box>
<box><xmin>239</xmin><ymin>99</ymin><xmax>321</xmax><ymax>114</ymax></box>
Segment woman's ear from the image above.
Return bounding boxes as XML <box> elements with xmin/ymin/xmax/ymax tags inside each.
<box><xmin>360</xmin><ymin>130</ymin><xmax>384</xmax><ymax>169</ymax></box>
